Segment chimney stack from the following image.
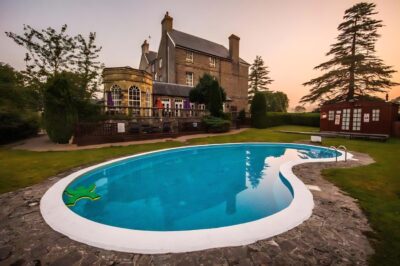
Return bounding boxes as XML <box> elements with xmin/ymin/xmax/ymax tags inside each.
<box><xmin>161</xmin><ymin>11</ymin><xmax>173</xmax><ymax>33</ymax></box>
<box><xmin>141</xmin><ymin>40</ymin><xmax>149</xmax><ymax>54</ymax></box>
<box><xmin>229</xmin><ymin>34</ymin><xmax>240</xmax><ymax>63</ymax></box>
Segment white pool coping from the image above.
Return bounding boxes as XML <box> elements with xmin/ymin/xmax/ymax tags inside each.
<box><xmin>40</xmin><ymin>143</ymin><xmax>352</xmax><ymax>254</ymax></box>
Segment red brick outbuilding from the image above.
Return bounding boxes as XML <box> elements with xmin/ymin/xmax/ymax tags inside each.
<box><xmin>320</xmin><ymin>100</ymin><xmax>399</xmax><ymax>136</ymax></box>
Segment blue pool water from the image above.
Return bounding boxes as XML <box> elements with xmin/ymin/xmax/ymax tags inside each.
<box><xmin>64</xmin><ymin>143</ymin><xmax>337</xmax><ymax>231</ymax></box>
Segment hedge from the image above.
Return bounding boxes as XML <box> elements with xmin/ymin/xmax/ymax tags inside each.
<box><xmin>260</xmin><ymin>112</ymin><xmax>320</xmax><ymax>128</ymax></box>
<box><xmin>0</xmin><ymin>111</ymin><xmax>39</xmax><ymax>144</ymax></box>
<box><xmin>202</xmin><ymin>116</ymin><xmax>231</xmax><ymax>133</ymax></box>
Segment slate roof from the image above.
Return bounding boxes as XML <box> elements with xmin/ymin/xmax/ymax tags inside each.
<box><xmin>145</xmin><ymin>51</ymin><xmax>158</xmax><ymax>63</ymax></box>
<box><xmin>153</xmin><ymin>81</ymin><xmax>193</xmax><ymax>97</ymax></box>
<box><xmin>168</xmin><ymin>29</ymin><xmax>250</xmax><ymax>65</ymax></box>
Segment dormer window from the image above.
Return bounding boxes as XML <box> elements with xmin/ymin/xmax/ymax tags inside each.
<box><xmin>159</xmin><ymin>58</ymin><xmax>163</xmax><ymax>68</ymax></box>
<box><xmin>209</xmin><ymin>57</ymin><xmax>216</xmax><ymax>68</ymax></box>
<box><xmin>186</xmin><ymin>51</ymin><xmax>193</xmax><ymax>63</ymax></box>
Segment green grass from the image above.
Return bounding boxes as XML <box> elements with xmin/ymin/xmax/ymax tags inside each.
<box><xmin>320</xmin><ymin>137</ymin><xmax>400</xmax><ymax>266</ymax></box>
<box><xmin>0</xmin><ymin>125</ymin><xmax>399</xmax><ymax>265</ymax></box>
<box><xmin>0</xmin><ymin>141</ymin><xmax>183</xmax><ymax>193</ymax></box>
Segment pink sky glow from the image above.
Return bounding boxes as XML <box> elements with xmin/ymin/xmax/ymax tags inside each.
<box><xmin>0</xmin><ymin>0</ymin><xmax>399</xmax><ymax>110</ymax></box>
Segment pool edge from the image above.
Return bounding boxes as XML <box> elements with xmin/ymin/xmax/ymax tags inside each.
<box><xmin>40</xmin><ymin>143</ymin><xmax>352</xmax><ymax>254</ymax></box>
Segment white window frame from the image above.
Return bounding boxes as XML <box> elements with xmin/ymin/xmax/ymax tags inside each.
<box><xmin>352</xmin><ymin>108</ymin><xmax>361</xmax><ymax>131</ymax></box>
<box><xmin>341</xmin><ymin>108</ymin><xmax>351</xmax><ymax>130</ymax></box>
<box><xmin>128</xmin><ymin>86</ymin><xmax>141</xmax><ymax>113</ymax></box>
<box><xmin>186</xmin><ymin>72</ymin><xmax>193</xmax><ymax>87</ymax></box>
<box><xmin>110</xmin><ymin>85</ymin><xmax>122</xmax><ymax>107</ymax></box>
<box><xmin>159</xmin><ymin>58</ymin><xmax>162</xmax><ymax>68</ymax></box>
<box><xmin>328</xmin><ymin>111</ymin><xmax>334</xmax><ymax>121</ymax></box>
<box><xmin>372</xmin><ymin>109</ymin><xmax>380</xmax><ymax>121</ymax></box>
<box><xmin>154</xmin><ymin>72</ymin><xmax>158</xmax><ymax>81</ymax></box>
<box><xmin>209</xmin><ymin>57</ymin><xmax>216</xmax><ymax>68</ymax></box>
<box><xmin>145</xmin><ymin>89</ymin><xmax>151</xmax><ymax>107</ymax></box>
<box><xmin>186</xmin><ymin>51</ymin><xmax>193</xmax><ymax>63</ymax></box>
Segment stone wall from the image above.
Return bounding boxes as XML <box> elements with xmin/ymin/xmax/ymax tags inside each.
<box><xmin>174</xmin><ymin>47</ymin><xmax>248</xmax><ymax>111</ymax></box>
<box><xmin>103</xmin><ymin>67</ymin><xmax>153</xmax><ymax>108</ymax></box>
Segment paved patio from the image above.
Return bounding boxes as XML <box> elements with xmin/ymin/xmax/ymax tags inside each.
<box><xmin>7</xmin><ymin>129</ymin><xmax>247</xmax><ymax>152</ymax></box>
<box><xmin>0</xmin><ymin>151</ymin><xmax>374</xmax><ymax>265</ymax></box>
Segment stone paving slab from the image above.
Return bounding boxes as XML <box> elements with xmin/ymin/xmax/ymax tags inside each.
<box><xmin>0</xmin><ymin>151</ymin><xmax>374</xmax><ymax>265</ymax></box>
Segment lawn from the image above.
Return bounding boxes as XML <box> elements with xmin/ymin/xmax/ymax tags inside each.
<box><xmin>0</xmin><ymin>125</ymin><xmax>399</xmax><ymax>265</ymax></box>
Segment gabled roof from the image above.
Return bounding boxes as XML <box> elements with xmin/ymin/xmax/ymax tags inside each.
<box><xmin>153</xmin><ymin>81</ymin><xmax>193</xmax><ymax>97</ymax></box>
<box><xmin>168</xmin><ymin>29</ymin><xmax>249</xmax><ymax>65</ymax></box>
<box><xmin>145</xmin><ymin>51</ymin><xmax>158</xmax><ymax>63</ymax></box>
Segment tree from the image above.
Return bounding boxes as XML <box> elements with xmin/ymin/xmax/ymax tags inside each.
<box><xmin>248</xmin><ymin>56</ymin><xmax>273</xmax><ymax>102</ymax></box>
<box><xmin>250</xmin><ymin>92</ymin><xmax>267</xmax><ymax>128</ymax></box>
<box><xmin>0</xmin><ymin>63</ymin><xmax>25</xmax><ymax>111</ymax></box>
<box><xmin>73</xmin><ymin>33</ymin><xmax>104</xmax><ymax>97</ymax></box>
<box><xmin>0</xmin><ymin>63</ymin><xmax>39</xmax><ymax>143</ymax></box>
<box><xmin>208</xmin><ymin>82</ymin><xmax>223</xmax><ymax>117</ymax></box>
<box><xmin>6</xmin><ymin>24</ymin><xmax>103</xmax><ymax>109</ymax></box>
<box><xmin>294</xmin><ymin>105</ymin><xmax>306</xmax><ymax>113</ymax></box>
<box><xmin>301</xmin><ymin>2</ymin><xmax>398</xmax><ymax>105</ymax></box>
<box><xmin>264</xmin><ymin>91</ymin><xmax>289</xmax><ymax>112</ymax></box>
<box><xmin>43</xmin><ymin>73</ymin><xmax>77</xmax><ymax>143</ymax></box>
<box><xmin>189</xmin><ymin>74</ymin><xmax>226</xmax><ymax>116</ymax></box>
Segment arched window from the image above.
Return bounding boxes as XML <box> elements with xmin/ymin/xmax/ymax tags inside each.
<box><xmin>128</xmin><ymin>86</ymin><xmax>141</xmax><ymax>108</ymax></box>
<box><xmin>110</xmin><ymin>85</ymin><xmax>121</xmax><ymax>107</ymax></box>
<box><xmin>146</xmin><ymin>89</ymin><xmax>151</xmax><ymax>107</ymax></box>
<box><xmin>145</xmin><ymin>89</ymin><xmax>151</xmax><ymax>116</ymax></box>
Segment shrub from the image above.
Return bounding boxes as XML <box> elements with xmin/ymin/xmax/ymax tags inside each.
<box><xmin>263</xmin><ymin>112</ymin><xmax>320</xmax><ymax>127</ymax></box>
<box><xmin>202</xmin><ymin>116</ymin><xmax>231</xmax><ymax>133</ymax></box>
<box><xmin>220</xmin><ymin>112</ymin><xmax>232</xmax><ymax>121</ymax></box>
<box><xmin>43</xmin><ymin>75</ymin><xmax>77</xmax><ymax>144</ymax></box>
<box><xmin>75</xmin><ymin>100</ymin><xmax>102</xmax><ymax>122</ymax></box>
<box><xmin>0</xmin><ymin>111</ymin><xmax>39</xmax><ymax>144</ymax></box>
<box><xmin>238</xmin><ymin>109</ymin><xmax>246</xmax><ymax>122</ymax></box>
<box><xmin>250</xmin><ymin>92</ymin><xmax>267</xmax><ymax>128</ymax></box>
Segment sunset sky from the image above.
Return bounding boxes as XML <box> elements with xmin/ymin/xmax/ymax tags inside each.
<box><xmin>1</xmin><ymin>0</ymin><xmax>399</xmax><ymax>110</ymax></box>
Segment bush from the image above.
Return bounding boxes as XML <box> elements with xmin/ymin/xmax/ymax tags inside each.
<box><xmin>250</xmin><ymin>92</ymin><xmax>267</xmax><ymax>128</ymax></box>
<box><xmin>262</xmin><ymin>112</ymin><xmax>320</xmax><ymax>127</ymax></box>
<box><xmin>0</xmin><ymin>111</ymin><xmax>39</xmax><ymax>144</ymax></box>
<box><xmin>220</xmin><ymin>112</ymin><xmax>232</xmax><ymax>121</ymax></box>
<box><xmin>43</xmin><ymin>75</ymin><xmax>77</xmax><ymax>144</ymax></box>
<box><xmin>238</xmin><ymin>109</ymin><xmax>246</xmax><ymax>122</ymax></box>
<box><xmin>202</xmin><ymin>116</ymin><xmax>231</xmax><ymax>133</ymax></box>
<box><xmin>75</xmin><ymin>100</ymin><xmax>102</xmax><ymax>122</ymax></box>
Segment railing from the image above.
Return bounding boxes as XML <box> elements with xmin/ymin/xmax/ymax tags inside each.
<box><xmin>329</xmin><ymin>145</ymin><xmax>348</xmax><ymax>162</ymax></box>
<box><xmin>337</xmin><ymin>145</ymin><xmax>348</xmax><ymax>161</ymax></box>
<box><xmin>102</xmin><ymin>105</ymin><xmax>208</xmax><ymax>118</ymax></box>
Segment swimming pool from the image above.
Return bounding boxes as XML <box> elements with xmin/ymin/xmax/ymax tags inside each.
<box><xmin>41</xmin><ymin>143</ymin><xmax>350</xmax><ymax>253</ymax></box>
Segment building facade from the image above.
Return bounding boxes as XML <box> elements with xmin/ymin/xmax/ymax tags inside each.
<box><xmin>103</xmin><ymin>67</ymin><xmax>153</xmax><ymax>116</ymax></box>
<box><xmin>139</xmin><ymin>12</ymin><xmax>249</xmax><ymax>111</ymax></box>
<box><xmin>320</xmin><ymin>100</ymin><xmax>400</xmax><ymax>136</ymax></box>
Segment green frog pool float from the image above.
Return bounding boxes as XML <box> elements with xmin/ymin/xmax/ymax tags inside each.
<box><xmin>64</xmin><ymin>184</ymin><xmax>101</xmax><ymax>207</ymax></box>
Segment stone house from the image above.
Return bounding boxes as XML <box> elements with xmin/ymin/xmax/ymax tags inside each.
<box><xmin>139</xmin><ymin>12</ymin><xmax>250</xmax><ymax>111</ymax></box>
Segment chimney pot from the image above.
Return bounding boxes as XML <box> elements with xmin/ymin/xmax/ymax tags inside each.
<box><xmin>161</xmin><ymin>11</ymin><xmax>173</xmax><ymax>33</ymax></box>
<box><xmin>141</xmin><ymin>40</ymin><xmax>149</xmax><ymax>54</ymax></box>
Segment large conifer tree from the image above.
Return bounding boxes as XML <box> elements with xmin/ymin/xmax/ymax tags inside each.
<box><xmin>248</xmin><ymin>56</ymin><xmax>273</xmax><ymax>102</ymax></box>
<box><xmin>301</xmin><ymin>2</ymin><xmax>398</xmax><ymax>104</ymax></box>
